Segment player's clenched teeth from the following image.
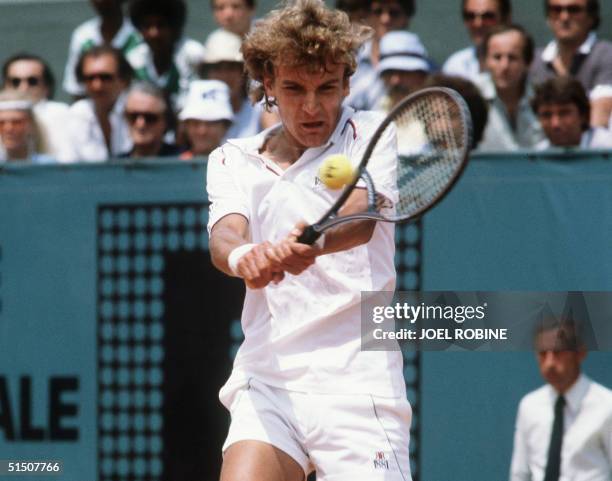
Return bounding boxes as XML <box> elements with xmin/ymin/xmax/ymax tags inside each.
<box><xmin>302</xmin><ymin>121</ymin><xmax>324</xmax><ymax>128</ymax></box>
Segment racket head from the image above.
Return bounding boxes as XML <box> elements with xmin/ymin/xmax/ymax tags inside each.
<box><xmin>379</xmin><ymin>86</ymin><xmax>472</xmax><ymax>222</ymax></box>
<box><xmin>299</xmin><ymin>87</ymin><xmax>472</xmax><ymax>243</ymax></box>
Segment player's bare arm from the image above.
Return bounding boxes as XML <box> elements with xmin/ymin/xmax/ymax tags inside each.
<box><xmin>315</xmin><ymin>187</ymin><xmax>377</xmax><ymax>253</ymax></box>
<box><xmin>210</xmin><ymin>213</ymin><xmax>284</xmax><ymax>288</ymax></box>
<box><xmin>265</xmin><ymin>188</ymin><xmax>376</xmax><ymax>275</ymax></box>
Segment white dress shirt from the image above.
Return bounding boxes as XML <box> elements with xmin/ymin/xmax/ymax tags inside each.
<box><xmin>34</xmin><ymin>99</ymin><xmax>70</xmax><ymax>158</ymax></box>
<box><xmin>345</xmin><ymin>40</ymin><xmax>386</xmax><ymax>111</ymax></box>
<box><xmin>510</xmin><ymin>374</ymin><xmax>612</xmax><ymax>481</ymax></box>
<box><xmin>443</xmin><ymin>46</ymin><xmax>481</xmax><ymax>84</ymax></box>
<box><xmin>58</xmin><ymin>94</ymin><xmax>132</xmax><ymax>163</ymax></box>
<box><xmin>475</xmin><ymin>73</ymin><xmax>545</xmax><ymax>151</ymax></box>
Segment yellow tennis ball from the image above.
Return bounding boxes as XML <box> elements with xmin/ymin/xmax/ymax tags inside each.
<box><xmin>319</xmin><ymin>154</ymin><xmax>354</xmax><ymax>190</ymax></box>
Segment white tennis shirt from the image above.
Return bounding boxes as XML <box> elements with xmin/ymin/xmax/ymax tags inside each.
<box><xmin>207</xmin><ymin>107</ymin><xmax>406</xmax><ymax>400</ymax></box>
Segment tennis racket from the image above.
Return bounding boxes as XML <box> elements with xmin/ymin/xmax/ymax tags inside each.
<box><xmin>297</xmin><ymin>86</ymin><xmax>472</xmax><ymax>244</ymax></box>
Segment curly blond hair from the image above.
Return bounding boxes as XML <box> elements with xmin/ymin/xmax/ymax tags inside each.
<box><xmin>242</xmin><ymin>0</ymin><xmax>372</xmax><ymax>107</ymax></box>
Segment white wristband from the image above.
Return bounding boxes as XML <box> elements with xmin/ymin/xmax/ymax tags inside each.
<box><xmin>228</xmin><ymin>243</ymin><xmax>256</xmax><ymax>276</ymax></box>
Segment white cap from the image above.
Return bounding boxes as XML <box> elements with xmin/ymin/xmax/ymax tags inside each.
<box><xmin>0</xmin><ymin>99</ymin><xmax>33</xmax><ymax>111</ymax></box>
<box><xmin>377</xmin><ymin>31</ymin><xmax>431</xmax><ymax>75</ymax></box>
<box><xmin>179</xmin><ymin>80</ymin><xmax>234</xmax><ymax>122</ymax></box>
<box><xmin>203</xmin><ymin>29</ymin><xmax>244</xmax><ymax>64</ymax></box>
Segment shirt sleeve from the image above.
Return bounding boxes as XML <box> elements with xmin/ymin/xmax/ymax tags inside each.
<box><xmin>206</xmin><ymin>146</ymin><xmax>250</xmax><ymax>234</ymax></box>
<box><xmin>509</xmin><ymin>400</ymin><xmax>532</xmax><ymax>481</ymax></box>
<box><xmin>589</xmin><ymin>85</ymin><xmax>612</xmax><ymax>100</ymax></box>
<box><xmin>588</xmin><ymin>42</ymin><xmax>612</xmax><ymax>99</ymax></box>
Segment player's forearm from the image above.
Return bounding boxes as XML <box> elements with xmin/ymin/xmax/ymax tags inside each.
<box><xmin>210</xmin><ymin>224</ymin><xmax>250</xmax><ymax>277</ymax></box>
<box><xmin>319</xmin><ymin>219</ymin><xmax>376</xmax><ymax>255</ymax></box>
<box><xmin>318</xmin><ymin>188</ymin><xmax>375</xmax><ymax>254</ymax></box>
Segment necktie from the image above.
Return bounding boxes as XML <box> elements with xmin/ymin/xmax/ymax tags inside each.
<box><xmin>543</xmin><ymin>395</ymin><xmax>565</xmax><ymax>481</ymax></box>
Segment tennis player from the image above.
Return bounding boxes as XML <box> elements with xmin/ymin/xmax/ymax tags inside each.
<box><xmin>207</xmin><ymin>0</ymin><xmax>411</xmax><ymax>479</ymax></box>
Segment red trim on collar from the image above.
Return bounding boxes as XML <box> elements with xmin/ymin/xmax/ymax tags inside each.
<box><xmin>257</xmin><ymin>156</ymin><xmax>281</xmax><ymax>176</ymax></box>
<box><xmin>265</xmin><ymin>165</ymin><xmax>280</xmax><ymax>176</ymax></box>
<box><xmin>347</xmin><ymin>119</ymin><xmax>357</xmax><ymax>139</ymax></box>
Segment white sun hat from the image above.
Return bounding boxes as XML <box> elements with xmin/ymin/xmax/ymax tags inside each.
<box><xmin>179</xmin><ymin>80</ymin><xmax>234</xmax><ymax>122</ymax></box>
<box><xmin>377</xmin><ymin>31</ymin><xmax>431</xmax><ymax>74</ymax></box>
<box><xmin>203</xmin><ymin>29</ymin><xmax>244</xmax><ymax>64</ymax></box>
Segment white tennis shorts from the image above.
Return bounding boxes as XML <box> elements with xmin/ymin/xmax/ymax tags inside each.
<box><xmin>221</xmin><ymin>378</ymin><xmax>412</xmax><ymax>481</ymax></box>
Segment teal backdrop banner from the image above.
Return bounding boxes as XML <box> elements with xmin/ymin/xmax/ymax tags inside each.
<box><xmin>422</xmin><ymin>152</ymin><xmax>612</xmax><ymax>291</ymax></box>
<box><xmin>0</xmin><ymin>161</ymin><xmax>212</xmax><ymax>481</ymax></box>
<box><xmin>420</xmin><ymin>152</ymin><xmax>612</xmax><ymax>481</ymax></box>
<box><xmin>1</xmin><ymin>155</ymin><xmax>612</xmax><ymax>481</ymax></box>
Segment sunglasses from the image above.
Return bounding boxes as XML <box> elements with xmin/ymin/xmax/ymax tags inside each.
<box><xmin>547</xmin><ymin>4</ymin><xmax>587</xmax><ymax>16</ymax></box>
<box><xmin>371</xmin><ymin>5</ymin><xmax>405</xmax><ymax>17</ymax></box>
<box><xmin>82</xmin><ymin>72</ymin><xmax>116</xmax><ymax>84</ymax></box>
<box><xmin>8</xmin><ymin>76</ymin><xmax>41</xmax><ymax>88</ymax></box>
<box><xmin>0</xmin><ymin>118</ymin><xmax>28</xmax><ymax>129</ymax></box>
<box><xmin>125</xmin><ymin>111</ymin><xmax>163</xmax><ymax>125</ymax></box>
<box><xmin>462</xmin><ymin>10</ymin><xmax>499</xmax><ymax>22</ymax></box>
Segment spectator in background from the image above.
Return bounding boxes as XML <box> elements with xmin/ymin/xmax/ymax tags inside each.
<box><xmin>425</xmin><ymin>73</ymin><xmax>489</xmax><ymax>149</ymax></box>
<box><xmin>0</xmin><ymin>90</ymin><xmax>53</xmax><ymax>163</ymax></box>
<box><xmin>209</xmin><ymin>0</ymin><xmax>255</xmax><ymax>38</ymax></box>
<box><xmin>200</xmin><ymin>30</ymin><xmax>270</xmax><ymax>139</ymax></box>
<box><xmin>1</xmin><ymin>53</ymin><xmax>69</xmax><ymax>158</ymax></box>
<box><xmin>127</xmin><ymin>0</ymin><xmax>205</xmax><ymax>109</ymax></box>
<box><xmin>178</xmin><ymin>80</ymin><xmax>234</xmax><ymax>159</ymax></box>
<box><xmin>203</xmin><ymin>0</ymin><xmax>256</xmax><ymax>92</ymax></box>
<box><xmin>59</xmin><ymin>46</ymin><xmax>133</xmax><ymax>162</ymax></box>
<box><xmin>530</xmin><ymin>0</ymin><xmax>612</xmax><ymax>127</ymax></box>
<box><xmin>477</xmin><ymin>25</ymin><xmax>545</xmax><ymax>151</ymax></box>
<box><xmin>443</xmin><ymin>0</ymin><xmax>511</xmax><ymax>83</ymax></box>
<box><xmin>510</xmin><ymin>320</ymin><xmax>612</xmax><ymax>481</ymax></box>
<box><xmin>120</xmin><ymin>82</ymin><xmax>181</xmax><ymax>158</ymax></box>
<box><xmin>375</xmin><ymin>31</ymin><xmax>431</xmax><ymax>112</ymax></box>
<box><xmin>346</xmin><ymin>0</ymin><xmax>416</xmax><ymax>110</ymax></box>
<box><xmin>531</xmin><ymin>77</ymin><xmax>612</xmax><ymax>149</ymax></box>
<box><xmin>335</xmin><ymin>0</ymin><xmax>370</xmax><ymax>26</ymax></box>
<box><xmin>63</xmin><ymin>0</ymin><xmax>142</xmax><ymax>98</ymax></box>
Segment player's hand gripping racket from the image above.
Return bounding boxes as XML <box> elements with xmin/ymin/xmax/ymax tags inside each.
<box><xmin>297</xmin><ymin>87</ymin><xmax>472</xmax><ymax>245</ymax></box>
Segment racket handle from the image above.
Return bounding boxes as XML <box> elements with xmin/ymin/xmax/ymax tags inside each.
<box><xmin>297</xmin><ymin>225</ymin><xmax>321</xmax><ymax>245</ymax></box>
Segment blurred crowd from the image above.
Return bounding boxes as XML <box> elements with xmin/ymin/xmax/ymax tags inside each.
<box><xmin>0</xmin><ymin>0</ymin><xmax>611</xmax><ymax>164</ymax></box>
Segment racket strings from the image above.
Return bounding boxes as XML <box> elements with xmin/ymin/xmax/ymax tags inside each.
<box><xmin>390</xmin><ymin>93</ymin><xmax>467</xmax><ymax>220</ymax></box>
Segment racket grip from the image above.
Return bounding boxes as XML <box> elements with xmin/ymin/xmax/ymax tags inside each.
<box><xmin>297</xmin><ymin>225</ymin><xmax>321</xmax><ymax>245</ymax></box>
